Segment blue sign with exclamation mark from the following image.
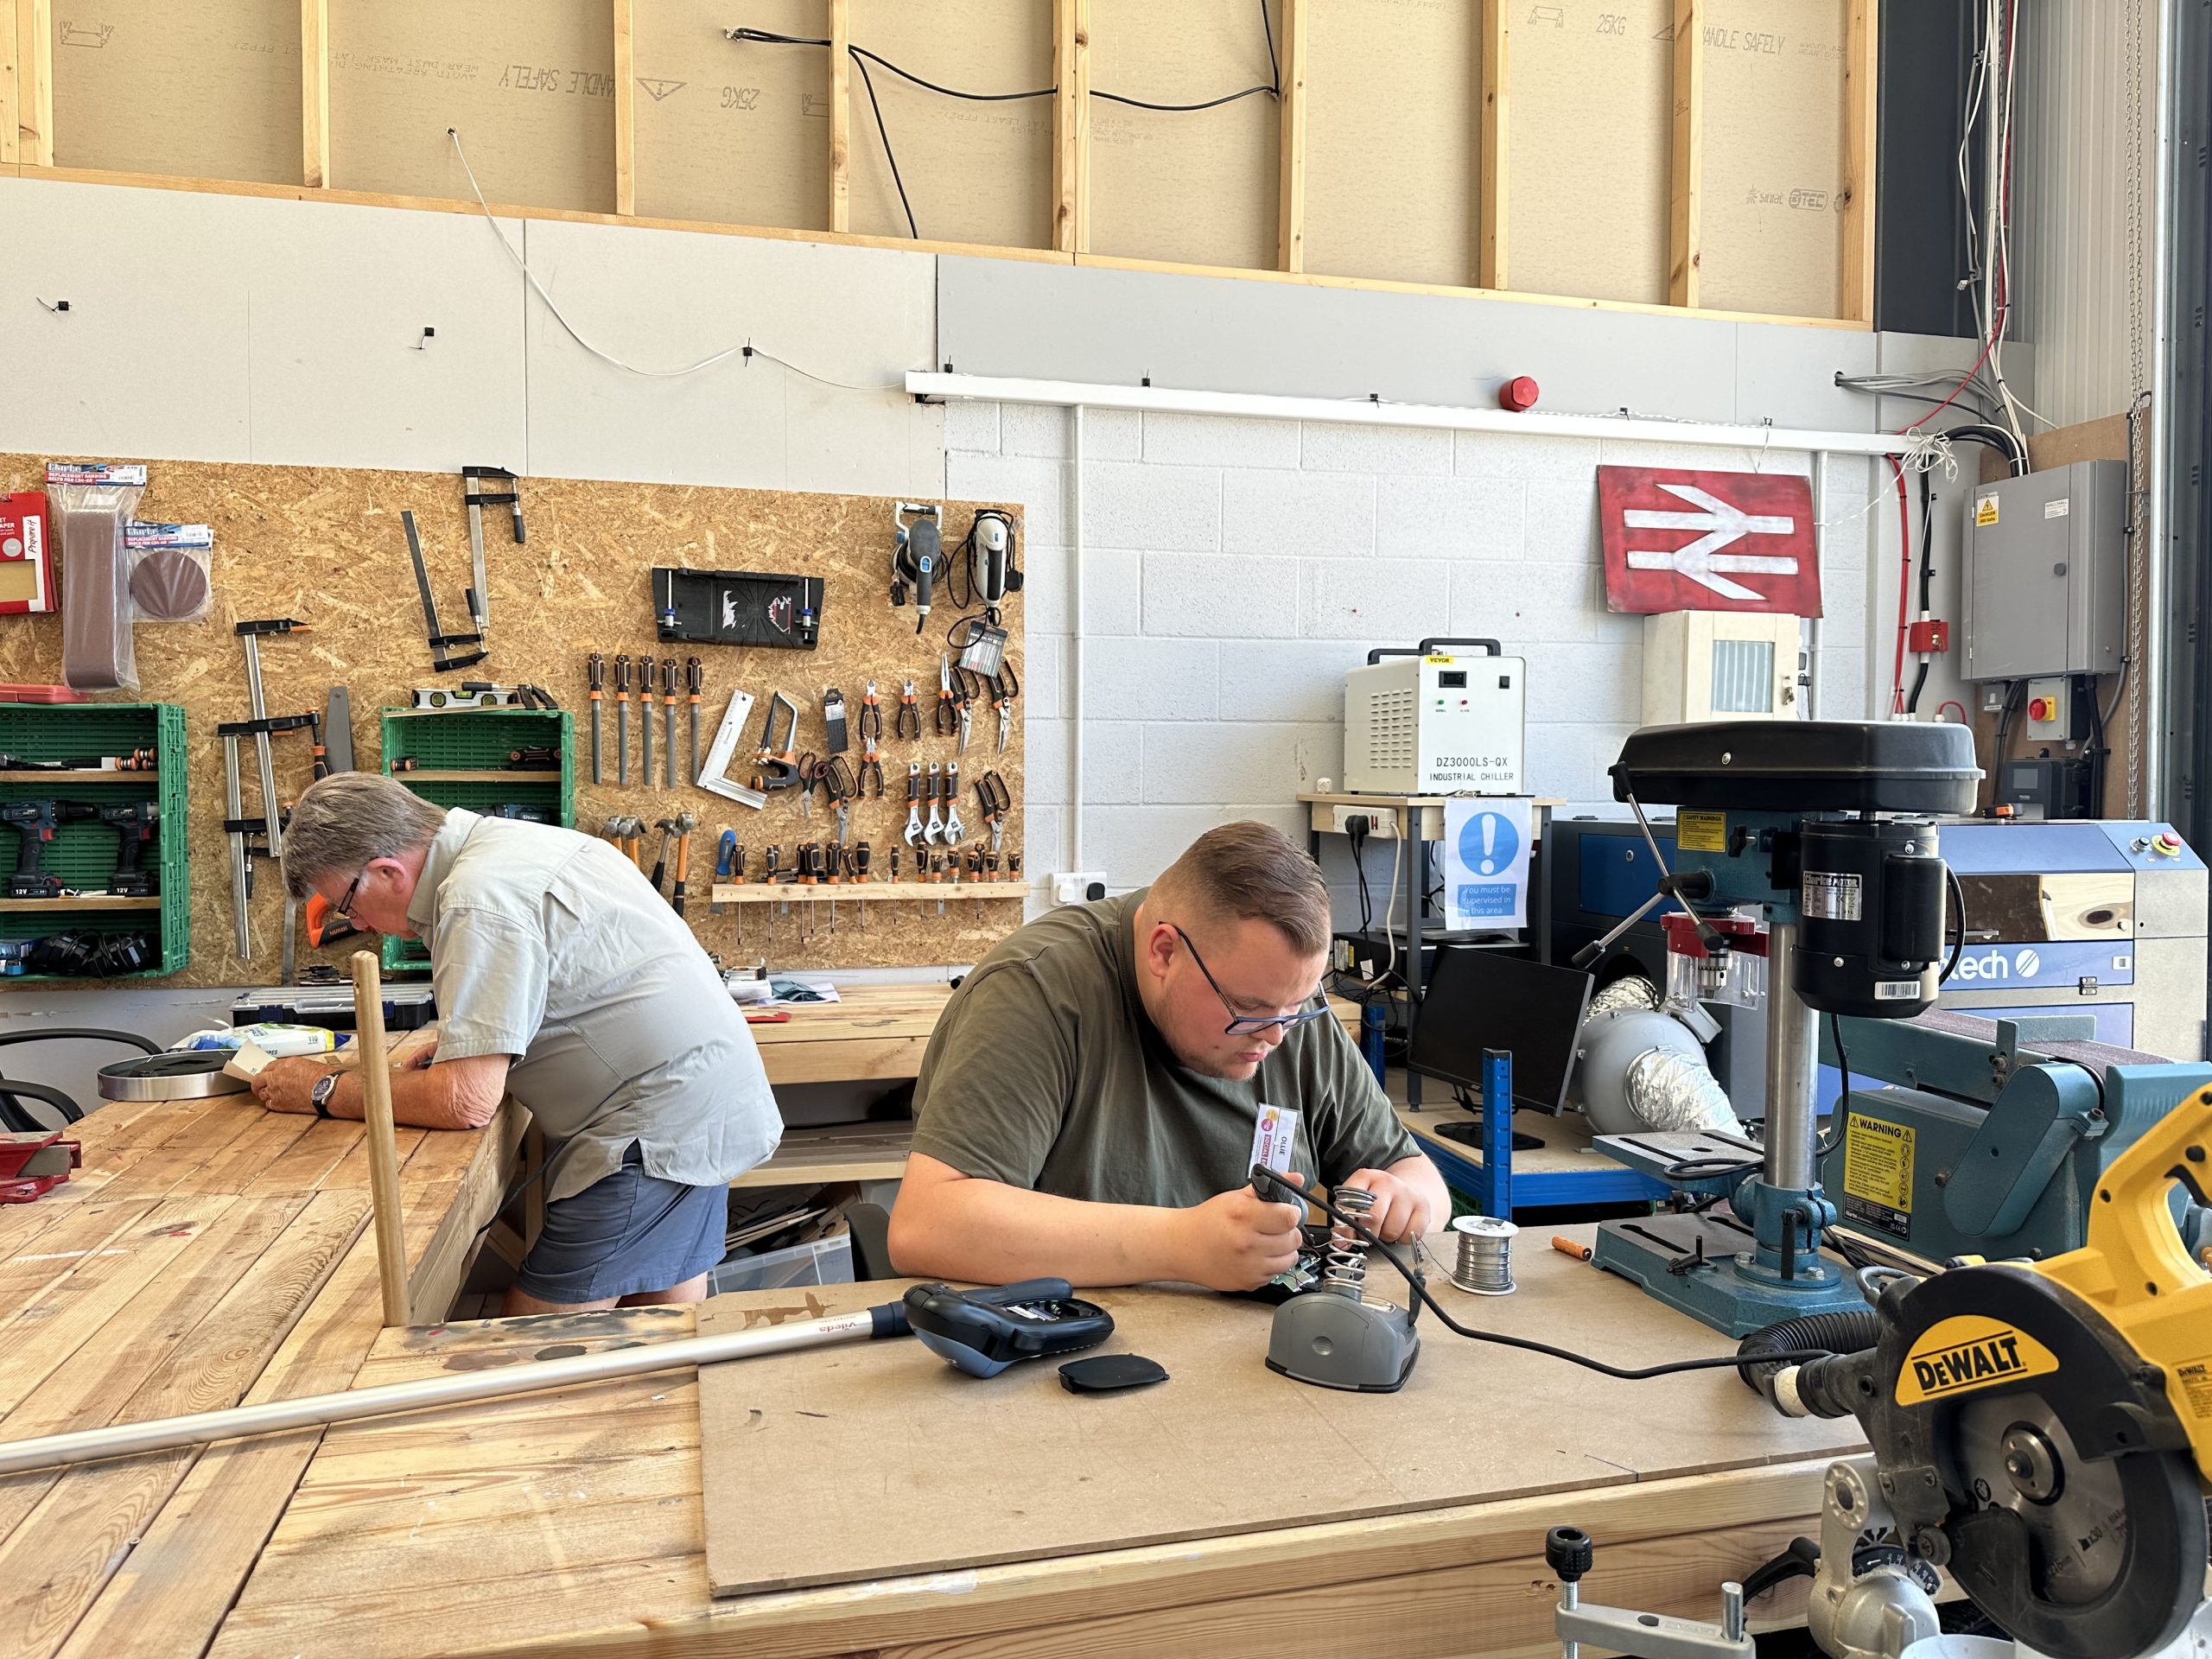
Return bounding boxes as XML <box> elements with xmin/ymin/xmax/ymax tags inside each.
<box><xmin>1455</xmin><ymin>810</ymin><xmax>1521</xmax><ymax>918</ymax></box>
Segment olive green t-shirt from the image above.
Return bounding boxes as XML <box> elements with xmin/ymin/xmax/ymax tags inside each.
<box><xmin>909</xmin><ymin>890</ymin><xmax>1415</xmax><ymax>1206</ymax></box>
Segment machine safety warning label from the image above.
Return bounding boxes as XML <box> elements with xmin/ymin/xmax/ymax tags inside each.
<box><xmin>1841</xmin><ymin>1115</ymin><xmax>1914</xmax><ymax>1239</ymax></box>
<box><xmin>1676</xmin><ymin>810</ymin><xmax>1726</xmax><ymax>853</ymax></box>
<box><xmin>1802</xmin><ymin>870</ymin><xmax>1863</xmax><ymax>922</ymax></box>
<box><xmin>2177</xmin><ymin>1358</ymin><xmax>2212</xmax><ymax>1421</ymax></box>
<box><xmin>1975</xmin><ymin>496</ymin><xmax>1999</xmax><ymax>526</ymax></box>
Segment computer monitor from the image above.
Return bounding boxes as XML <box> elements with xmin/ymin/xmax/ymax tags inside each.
<box><xmin>1408</xmin><ymin>947</ymin><xmax>1594</xmax><ymax>1115</ymax></box>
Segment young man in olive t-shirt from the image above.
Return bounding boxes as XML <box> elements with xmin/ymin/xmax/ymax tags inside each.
<box><xmin>888</xmin><ymin>822</ymin><xmax>1448</xmax><ymax>1291</ymax></box>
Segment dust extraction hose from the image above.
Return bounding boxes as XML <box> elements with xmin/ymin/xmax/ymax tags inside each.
<box><xmin>1735</xmin><ymin>1308</ymin><xmax>1879</xmax><ymax>1409</ymax></box>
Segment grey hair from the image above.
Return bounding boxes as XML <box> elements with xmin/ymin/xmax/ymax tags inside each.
<box><xmin>281</xmin><ymin>772</ymin><xmax>449</xmax><ymax>900</ymax></box>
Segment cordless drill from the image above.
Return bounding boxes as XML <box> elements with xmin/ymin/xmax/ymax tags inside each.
<box><xmin>3</xmin><ymin>799</ymin><xmax>78</xmax><ymax>899</ymax></box>
<box><xmin>98</xmin><ymin>801</ymin><xmax>161</xmax><ymax>897</ymax></box>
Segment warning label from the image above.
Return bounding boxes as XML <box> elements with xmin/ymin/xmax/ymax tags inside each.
<box><xmin>1802</xmin><ymin>870</ymin><xmax>1864</xmax><ymax>922</ymax></box>
<box><xmin>1842</xmin><ymin>1115</ymin><xmax>1914</xmax><ymax>1240</ymax></box>
<box><xmin>2177</xmin><ymin>1358</ymin><xmax>2212</xmax><ymax>1422</ymax></box>
<box><xmin>1975</xmin><ymin>496</ymin><xmax>1999</xmax><ymax>526</ymax></box>
<box><xmin>1677</xmin><ymin>810</ymin><xmax>1726</xmax><ymax>854</ymax></box>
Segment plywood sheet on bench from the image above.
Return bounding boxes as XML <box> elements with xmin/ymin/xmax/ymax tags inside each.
<box><xmin>696</xmin><ymin>1234</ymin><xmax>1862</xmax><ymax>1596</ymax></box>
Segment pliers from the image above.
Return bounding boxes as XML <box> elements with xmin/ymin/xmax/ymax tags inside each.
<box><xmin>989</xmin><ymin>658</ymin><xmax>1018</xmax><ymax>751</ymax></box>
<box><xmin>935</xmin><ymin>655</ymin><xmax>960</xmax><ymax>738</ymax></box>
<box><xmin>895</xmin><ymin>677</ymin><xmax>923</xmax><ymax>741</ymax></box>
<box><xmin>858</xmin><ymin>680</ymin><xmax>886</xmax><ymax>797</ymax></box>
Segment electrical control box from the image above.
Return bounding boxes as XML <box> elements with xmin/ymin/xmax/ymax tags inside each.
<box><xmin>1343</xmin><ymin>649</ymin><xmax>1525</xmax><ymax>796</ymax></box>
<box><xmin>2022</xmin><ymin>676</ymin><xmax>2090</xmax><ymax>743</ymax></box>
<box><xmin>1640</xmin><ymin>611</ymin><xmax>1803</xmax><ymax>726</ymax></box>
<box><xmin>1961</xmin><ymin>461</ymin><xmax>2126</xmax><ymax>682</ymax></box>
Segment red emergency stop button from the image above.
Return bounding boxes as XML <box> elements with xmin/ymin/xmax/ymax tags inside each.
<box><xmin>2029</xmin><ymin>696</ymin><xmax>2055</xmax><ymax>721</ymax></box>
<box><xmin>2154</xmin><ymin>831</ymin><xmax>2183</xmax><ymax>857</ymax></box>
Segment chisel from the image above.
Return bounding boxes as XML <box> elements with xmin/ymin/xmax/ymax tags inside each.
<box><xmin>686</xmin><ymin>657</ymin><xmax>703</xmax><ymax>785</ymax></box>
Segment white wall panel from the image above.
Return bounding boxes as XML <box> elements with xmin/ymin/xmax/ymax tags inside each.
<box><xmin>519</xmin><ymin>219</ymin><xmax>938</xmax><ymax>493</ymax></box>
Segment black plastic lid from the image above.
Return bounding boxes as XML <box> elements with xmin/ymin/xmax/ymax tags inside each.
<box><xmin>1609</xmin><ymin>721</ymin><xmax>1981</xmax><ymax>814</ymax></box>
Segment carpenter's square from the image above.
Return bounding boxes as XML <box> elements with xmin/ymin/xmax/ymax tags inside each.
<box><xmin>587</xmin><ymin>652</ymin><xmax>605</xmax><ymax>784</ymax></box>
<box><xmin>402</xmin><ymin>509</ymin><xmax>486</xmax><ymax>673</ymax></box>
<box><xmin>696</xmin><ymin>688</ymin><xmax>768</xmax><ymax>809</ymax></box>
<box><xmin>461</xmin><ymin>465</ymin><xmax>523</xmax><ymax>627</ymax></box>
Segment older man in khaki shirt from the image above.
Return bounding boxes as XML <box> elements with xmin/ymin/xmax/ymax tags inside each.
<box><xmin>252</xmin><ymin>773</ymin><xmax>779</xmax><ymax>1314</ymax></box>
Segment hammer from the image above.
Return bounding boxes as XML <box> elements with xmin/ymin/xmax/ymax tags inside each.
<box><xmin>617</xmin><ymin>816</ymin><xmax>645</xmax><ymax>868</ymax></box>
<box><xmin>648</xmin><ymin>817</ymin><xmax>680</xmax><ymax>894</ymax></box>
<box><xmin>669</xmin><ymin>813</ymin><xmax>697</xmax><ymax>916</ymax></box>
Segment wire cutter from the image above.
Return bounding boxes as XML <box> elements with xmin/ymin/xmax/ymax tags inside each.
<box><xmin>795</xmin><ymin>752</ymin><xmax>823</xmax><ymax>820</ymax></box>
<box><xmin>857</xmin><ymin>680</ymin><xmax>885</xmax><ymax>797</ymax></box>
<box><xmin>935</xmin><ymin>655</ymin><xmax>960</xmax><ymax>737</ymax></box>
<box><xmin>895</xmin><ymin>677</ymin><xmax>923</xmax><ymax>741</ymax></box>
<box><xmin>950</xmin><ymin>664</ymin><xmax>982</xmax><ymax>753</ymax></box>
<box><xmin>976</xmin><ymin>768</ymin><xmax>1012</xmax><ymax>851</ymax></box>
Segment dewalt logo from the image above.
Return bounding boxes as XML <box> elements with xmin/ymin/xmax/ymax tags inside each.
<box><xmin>1897</xmin><ymin>1316</ymin><xmax>2061</xmax><ymax>1406</ymax></box>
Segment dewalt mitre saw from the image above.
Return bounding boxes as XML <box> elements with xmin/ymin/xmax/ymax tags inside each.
<box><xmin>1547</xmin><ymin>1079</ymin><xmax>2212</xmax><ymax>1659</ymax></box>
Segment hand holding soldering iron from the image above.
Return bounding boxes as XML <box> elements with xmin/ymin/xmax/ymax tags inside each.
<box><xmin>1174</xmin><ymin>1175</ymin><xmax>1309</xmax><ymax>1293</ymax></box>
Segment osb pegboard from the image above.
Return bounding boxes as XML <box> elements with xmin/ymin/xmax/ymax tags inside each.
<box><xmin>0</xmin><ymin>452</ymin><xmax>1025</xmax><ymax>989</ymax></box>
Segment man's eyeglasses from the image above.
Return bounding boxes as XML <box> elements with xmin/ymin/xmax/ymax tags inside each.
<box><xmin>334</xmin><ymin>871</ymin><xmax>365</xmax><ymax>921</ymax></box>
<box><xmin>1169</xmin><ymin>924</ymin><xmax>1329</xmax><ymax>1037</ymax></box>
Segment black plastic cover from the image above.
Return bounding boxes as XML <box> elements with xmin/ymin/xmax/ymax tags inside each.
<box><xmin>1610</xmin><ymin>721</ymin><xmax>1980</xmax><ymax>814</ymax></box>
<box><xmin>1058</xmin><ymin>1353</ymin><xmax>1169</xmax><ymax>1393</ymax></box>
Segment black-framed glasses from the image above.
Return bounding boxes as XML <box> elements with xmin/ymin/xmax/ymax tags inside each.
<box><xmin>1169</xmin><ymin>924</ymin><xmax>1329</xmax><ymax>1038</ymax></box>
<box><xmin>334</xmin><ymin>871</ymin><xmax>365</xmax><ymax>920</ymax></box>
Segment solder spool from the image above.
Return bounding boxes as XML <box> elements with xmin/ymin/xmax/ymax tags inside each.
<box><xmin>1450</xmin><ymin>1215</ymin><xmax>1518</xmax><ymax>1295</ymax></box>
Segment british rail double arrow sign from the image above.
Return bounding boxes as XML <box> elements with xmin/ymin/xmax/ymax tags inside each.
<box><xmin>1597</xmin><ymin>467</ymin><xmax>1822</xmax><ymax>616</ymax></box>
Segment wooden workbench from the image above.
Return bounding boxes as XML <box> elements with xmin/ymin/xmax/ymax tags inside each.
<box><xmin>0</xmin><ymin>1082</ymin><xmax>522</xmax><ymax>1659</ymax></box>
<box><xmin>203</xmin><ymin>1227</ymin><xmax>1861</xmax><ymax>1659</ymax></box>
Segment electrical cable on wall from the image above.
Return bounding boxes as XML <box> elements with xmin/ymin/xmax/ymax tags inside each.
<box><xmin>444</xmin><ymin>128</ymin><xmax>907</xmax><ymax>391</ymax></box>
<box><xmin>728</xmin><ymin>3</ymin><xmax>1283</xmax><ymax>241</ymax></box>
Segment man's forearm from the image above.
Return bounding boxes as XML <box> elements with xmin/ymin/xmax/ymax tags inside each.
<box><xmin>890</xmin><ymin>1179</ymin><xmax>1190</xmax><ymax>1288</ymax></box>
<box><xmin>334</xmin><ymin>1065</ymin><xmax>497</xmax><ymax>1131</ymax></box>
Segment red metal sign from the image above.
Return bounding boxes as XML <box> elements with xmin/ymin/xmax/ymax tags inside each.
<box><xmin>1597</xmin><ymin>466</ymin><xmax>1821</xmax><ymax>616</ymax></box>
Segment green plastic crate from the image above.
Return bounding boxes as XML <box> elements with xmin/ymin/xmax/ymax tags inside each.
<box><xmin>376</xmin><ymin>707</ymin><xmax>574</xmax><ymax>974</ymax></box>
<box><xmin>0</xmin><ymin>702</ymin><xmax>189</xmax><ymax>980</ymax></box>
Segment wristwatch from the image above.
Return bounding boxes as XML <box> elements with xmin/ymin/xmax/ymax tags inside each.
<box><xmin>309</xmin><ymin>1071</ymin><xmax>339</xmax><ymax>1119</ymax></box>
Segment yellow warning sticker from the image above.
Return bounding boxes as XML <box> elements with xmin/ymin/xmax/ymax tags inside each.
<box><xmin>1897</xmin><ymin>1316</ymin><xmax>2061</xmax><ymax>1406</ymax></box>
<box><xmin>1677</xmin><ymin>810</ymin><xmax>1726</xmax><ymax>853</ymax></box>
<box><xmin>2175</xmin><ymin>1358</ymin><xmax>2212</xmax><ymax>1422</ymax></box>
<box><xmin>1975</xmin><ymin>496</ymin><xmax>2000</xmax><ymax>527</ymax></box>
<box><xmin>1424</xmin><ymin>653</ymin><xmax>1455</xmax><ymax>665</ymax></box>
<box><xmin>1841</xmin><ymin>1115</ymin><xmax>1915</xmax><ymax>1239</ymax></box>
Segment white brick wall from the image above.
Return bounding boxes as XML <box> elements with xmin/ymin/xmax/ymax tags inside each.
<box><xmin>945</xmin><ymin>404</ymin><xmax>1873</xmax><ymax>919</ymax></box>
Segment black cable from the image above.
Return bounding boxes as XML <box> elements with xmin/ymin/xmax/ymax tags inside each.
<box><xmin>1816</xmin><ymin>1014</ymin><xmax>1852</xmax><ymax>1160</ymax></box>
<box><xmin>1915</xmin><ymin>468</ymin><xmax>1936</xmax><ymax>613</ymax></box>
<box><xmin>1251</xmin><ymin>1167</ymin><xmax>1844</xmax><ymax>1382</ymax></box>
<box><xmin>849</xmin><ymin>54</ymin><xmax>918</xmax><ymax>239</ymax></box>
<box><xmin>1988</xmin><ymin>679</ymin><xmax>2018</xmax><ymax>797</ymax></box>
<box><xmin>1940</xmin><ymin>423</ymin><xmax>2030</xmax><ymax>476</ymax></box>
<box><xmin>1941</xmin><ymin>865</ymin><xmax>1967</xmax><ymax>983</ymax></box>
<box><xmin>728</xmin><ymin>4</ymin><xmax>1281</xmax><ymax>241</ymax></box>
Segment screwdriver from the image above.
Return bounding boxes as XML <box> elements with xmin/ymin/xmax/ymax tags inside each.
<box><xmin>855</xmin><ymin>840</ymin><xmax>871</xmax><ymax>931</ymax></box>
<box><xmin>968</xmin><ymin>846</ymin><xmax>985</xmax><ymax>919</ymax></box>
<box><xmin>732</xmin><ymin>844</ymin><xmax>747</xmax><ymax>950</ymax></box>
<box><xmin>710</xmin><ymin>830</ymin><xmax>736</xmax><ymax>916</ymax></box>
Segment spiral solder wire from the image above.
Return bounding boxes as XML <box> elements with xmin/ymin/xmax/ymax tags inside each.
<box><xmin>1450</xmin><ymin>1215</ymin><xmax>1519</xmax><ymax>1295</ymax></box>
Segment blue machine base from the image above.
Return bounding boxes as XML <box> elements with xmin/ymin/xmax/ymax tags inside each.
<box><xmin>1591</xmin><ymin>1211</ymin><xmax>1868</xmax><ymax>1338</ymax></box>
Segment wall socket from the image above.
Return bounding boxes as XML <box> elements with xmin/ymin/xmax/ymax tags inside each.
<box><xmin>1052</xmin><ymin>872</ymin><xmax>1108</xmax><ymax>906</ymax></box>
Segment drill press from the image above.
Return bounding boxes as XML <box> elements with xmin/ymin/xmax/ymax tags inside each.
<box><xmin>1587</xmin><ymin>720</ymin><xmax>1980</xmax><ymax>1337</ymax></box>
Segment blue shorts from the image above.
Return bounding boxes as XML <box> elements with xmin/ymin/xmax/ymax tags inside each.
<box><xmin>515</xmin><ymin>1143</ymin><xmax>728</xmax><ymax>1305</ymax></box>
